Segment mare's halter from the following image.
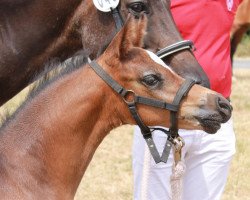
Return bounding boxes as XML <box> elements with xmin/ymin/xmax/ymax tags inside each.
<box><xmin>110</xmin><ymin>5</ymin><xmax>195</xmax><ymax>60</ymax></box>
<box><xmin>89</xmin><ymin>61</ymin><xmax>195</xmax><ymax>163</ymax></box>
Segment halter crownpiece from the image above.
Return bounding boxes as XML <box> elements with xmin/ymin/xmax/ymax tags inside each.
<box><xmin>89</xmin><ymin>60</ymin><xmax>195</xmax><ymax>164</ymax></box>
<box><xmin>93</xmin><ymin>0</ymin><xmax>120</xmax><ymax>12</ymax></box>
<box><xmin>93</xmin><ymin>1</ymin><xmax>195</xmax><ymax>57</ymax></box>
<box><xmin>93</xmin><ymin>0</ymin><xmax>123</xmax><ymax>31</ymax></box>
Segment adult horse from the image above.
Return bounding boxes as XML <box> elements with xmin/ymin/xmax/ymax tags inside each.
<box><xmin>0</xmin><ymin>0</ymin><xmax>210</xmax><ymax>106</ymax></box>
<box><xmin>0</xmin><ymin>15</ymin><xmax>231</xmax><ymax>200</ymax></box>
<box><xmin>230</xmin><ymin>0</ymin><xmax>250</xmax><ymax>61</ymax></box>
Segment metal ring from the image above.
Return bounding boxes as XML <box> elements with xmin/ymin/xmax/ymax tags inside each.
<box><xmin>123</xmin><ymin>90</ymin><xmax>136</xmax><ymax>104</ymax></box>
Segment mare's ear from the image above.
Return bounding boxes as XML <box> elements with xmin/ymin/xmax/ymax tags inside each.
<box><xmin>104</xmin><ymin>14</ymin><xmax>147</xmax><ymax>59</ymax></box>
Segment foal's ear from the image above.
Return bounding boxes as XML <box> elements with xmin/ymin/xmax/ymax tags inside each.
<box><xmin>104</xmin><ymin>14</ymin><xmax>147</xmax><ymax>59</ymax></box>
<box><xmin>120</xmin><ymin>14</ymin><xmax>147</xmax><ymax>53</ymax></box>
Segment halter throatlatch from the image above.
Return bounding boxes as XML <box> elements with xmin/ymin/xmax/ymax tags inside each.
<box><xmin>89</xmin><ymin>60</ymin><xmax>195</xmax><ymax>164</ymax></box>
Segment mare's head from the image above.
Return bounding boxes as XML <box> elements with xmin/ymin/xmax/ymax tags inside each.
<box><xmin>96</xmin><ymin>15</ymin><xmax>232</xmax><ymax>134</ymax></box>
<box><xmin>80</xmin><ymin>0</ymin><xmax>210</xmax><ymax>88</ymax></box>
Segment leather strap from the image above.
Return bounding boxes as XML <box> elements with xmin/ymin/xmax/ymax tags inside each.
<box><xmin>127</xmin><ymin>102</ymin><xmax>162</xmax><ymax>163</ymax></box>
<box><xmin>111</xmin><ymin>7</ymin><xmax>124</xmax><ymax>32</ymax></box>
<box><xmin>89</xmin><ymin>61</ymin><xmax>128</xmax><ymax>97</ymax></box>
<box><xmin>156</xmin><ymin>40</ymin><xmax>195</xmax><ymax>59</ymax></box>
<box><xmin>135</xmin><ymin>96</ymin><xmax>178</xmax><ymax>112</ymax></box>
<box><xmin>169</xmin><ymin>79</ymin><xmax>196</xmax><ymax>138</ymax></box>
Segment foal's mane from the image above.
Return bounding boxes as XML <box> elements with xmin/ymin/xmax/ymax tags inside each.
<box><xmin>29</xmin><ymin>54</ymin><xmax>88</xmax><ymax>99</ymax></box>
<box><xmin>0</xmin><ymin>54</ymin><xmax>88</xmax><ymax>130</ymax></box>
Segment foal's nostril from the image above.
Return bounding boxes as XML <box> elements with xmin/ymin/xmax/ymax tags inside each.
<box><xmin>217</xmin><ymin>97</ymin><xmax>232</xmax><ymax>122</ymax></box>
<box><xmin>218</xmin><ymin>98</ymin><xmax>232</xmax><ymax>111</ymax></box>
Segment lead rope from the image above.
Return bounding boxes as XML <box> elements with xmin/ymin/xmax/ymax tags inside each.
<box><xmin>140</xmin><ymin>137</ymin><xmax>186</xmax><ymax>200</ymax></box>
<box><xmin>140</xmin><ymin>142</ymin><xmax>151</xmax><ymax>200</ymax></box>
<box><xmin>170</xmin><ymin>137</ymin><xmax>186</xmax><ymax>200</ymax></box>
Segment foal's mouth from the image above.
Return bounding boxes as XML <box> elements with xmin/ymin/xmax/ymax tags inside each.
<box><xmin>196</xmin><ymin>114</ymin><xmax>224</xmax><ymax>134</ymax></box>
<box><xmin>200</xmin><ymin>119</ymin><xmax>222</xmax><ymax>134</ymax></box>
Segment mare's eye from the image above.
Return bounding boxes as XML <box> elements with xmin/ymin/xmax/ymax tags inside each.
<box><xmin>142</xmin><ymin>74</ymin><xmax>161</xmax><ymax>88</ymax></box>
<box><xmin>129</xmin><ymin>2</ymin><xmax>149</xmax><ymax>14</ymax></box>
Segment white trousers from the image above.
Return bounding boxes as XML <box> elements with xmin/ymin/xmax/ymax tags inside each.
<box><xmin>132</xmin><ymin>118</ymin><xmax>235</xmax><ymax>200</ymax></box>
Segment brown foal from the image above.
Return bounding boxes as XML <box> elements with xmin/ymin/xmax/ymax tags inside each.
<box><xmin>0</xmin><ymin>15</ymin><xmax>231</xmax><ymax>199</ymax></box>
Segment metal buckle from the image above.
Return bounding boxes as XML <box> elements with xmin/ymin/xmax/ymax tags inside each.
<box><xmin>172</xmin><ymin>136</ymin><xmax>185</xmax><ymax>151</ymax></box>
<box><xmin>172</xmin><ymin>136</ymin><xmax>185</xmax><ymax>164</ymax></box>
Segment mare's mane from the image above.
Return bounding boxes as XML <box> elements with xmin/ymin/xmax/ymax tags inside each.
<box><xmin>0</xmin><ymin>53</ymin><xmax>88</xmax><ymax>130</ymax></box>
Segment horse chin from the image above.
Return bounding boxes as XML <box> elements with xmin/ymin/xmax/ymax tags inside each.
<box><xmin>197</xmin><ymin>116</ymin><xmax>223</xmax><ymax>134</ymax></box>
<box><xmin>178</xmin><ymin>112</ymin><xmax>223</xmax><ymax>134</ymax></box>
<box><xmin>200</xmin><ymin>120</ymin><xmax>221</xmax><ymax>134</ymax></box>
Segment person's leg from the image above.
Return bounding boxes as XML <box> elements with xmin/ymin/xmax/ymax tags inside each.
<box><xmin>133</xmin><ymin>119</ymin><xmax>235</xmax><ymax>200</ymax></box>
<box><xmin>133</xmin><ymin>126</ymin><xmax>172</xmax><ymax>200</ymax></box>
<box><xmin>132</xmin><ymin>127</ymin><xmax>195</xmax><ymax>200</ymax></box>
<box><xmin>182</xmin><ymin>118</ymin><xmax>236</xmax><ymax>200</ymax></box>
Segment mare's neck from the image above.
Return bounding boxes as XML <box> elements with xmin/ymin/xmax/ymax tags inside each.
<box><xmin>0</xmin><ymin>63</ymin><xmax>125</xmax><ymax>199</ymax></box>
<box><xmin>0</xmin><ymin>0</ymin><xmax>84</xmax><ymax>106</ymax></box>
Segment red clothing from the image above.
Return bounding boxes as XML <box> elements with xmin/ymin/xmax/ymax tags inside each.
<box><xmin>171</xmin><ymin>0</ymin><xmax>242</xmax><ymax>98</ymax></box>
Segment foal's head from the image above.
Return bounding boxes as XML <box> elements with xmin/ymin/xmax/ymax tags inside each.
<box><xmin>96</xmin><ymin>15</ymin><xmax>232</xmax><ymax>134</ymax></box>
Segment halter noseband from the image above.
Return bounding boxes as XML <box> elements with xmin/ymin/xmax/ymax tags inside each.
<box><xmin>156</xmin><ymin>40</ymin><xmax>195</xmax><ymax>59</ymax></box>
<box><xmin>89</xmin><ymin>60</ymin><xmax>195</xmax><ymax>163</ymax></box>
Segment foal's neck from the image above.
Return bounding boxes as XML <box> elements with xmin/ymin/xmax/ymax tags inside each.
<box><xmin>0</xmin><ymin>64</ymin><xmax>125</xmax><ymax>199</ymax></box>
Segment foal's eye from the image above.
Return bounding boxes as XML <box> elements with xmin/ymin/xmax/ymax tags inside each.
<box><xmin>128</xmin><ymin>2</ymin><xmax>149</xmax><ymax>14</ymax></box>
<box><xmin>142</xmin><ymin>74</ymin><xmax>161</xmax><ymax>88</ymax></box>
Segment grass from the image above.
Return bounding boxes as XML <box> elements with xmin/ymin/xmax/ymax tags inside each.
<box><xmin>222</xmin><ymin>69</ymin><xmax>250</xmax><ymax>200</ymax></box>
<box><xmin>234</xmin><ymin>34</ymin><xmax>250</xmax><ymax>58</ymax></box>
<box><xmin>0</xmin><ymin>68</ymin><xmax>249</xmax><ymax>200</ymax></box>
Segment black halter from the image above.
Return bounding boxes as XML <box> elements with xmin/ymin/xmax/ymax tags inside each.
<box><xmin>110</xmin><ymin>5</ymin><xmax>195</xmax><ymax>60</ymax></box>
<box><xmin>89</xmin><ymin>61</ymin><xmax>195</xmax><ymax>163</ymax></box>
<box><xmin>156</xmin><ymin>40</ymin><xmax>195</xmax><ymax>59</ymax></box>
